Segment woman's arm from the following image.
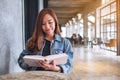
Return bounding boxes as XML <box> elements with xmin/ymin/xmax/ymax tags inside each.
<box><xmin>59</xmin><ymin>38</ymin><xmax>74</xmax><ymax>74</ymax></box>
<box><xmin>36</xmin><ymin>60</ymin><xmax>61</xmax><ymax>72</ymax></box>
<box><xmin>18</xmin><ymin>49</ymin><xmax>33</xmax><ymax>71</ymax></box>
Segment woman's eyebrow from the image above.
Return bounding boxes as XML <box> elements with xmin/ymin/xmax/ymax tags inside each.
<box><xmin>48</xmin><ymin>19</ymin><xmax>53</xmax><ymax>21</ymax></box>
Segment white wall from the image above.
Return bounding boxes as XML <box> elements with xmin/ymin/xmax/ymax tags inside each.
<box><xmin>0</xmin><ymin>0</ymin><xmax>23</xmax><ymax>75</ymax></box>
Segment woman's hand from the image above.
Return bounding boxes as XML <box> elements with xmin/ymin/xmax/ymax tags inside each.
<box><xmin>37</xmin><ymin>60</ymin><xmax>61</xmax><ymax>72</ymax></box>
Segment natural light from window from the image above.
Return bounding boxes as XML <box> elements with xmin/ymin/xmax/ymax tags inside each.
<box><xmin>88</xmin><ymin>16</ymin><xmax>95</xmax><ymax>23</ymax></box>
<box><xmin>102</xmin><ymin>0</ymin><xmax>111</xmax><ymax>4</ymax></box>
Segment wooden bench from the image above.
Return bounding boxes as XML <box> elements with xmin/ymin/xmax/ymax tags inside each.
<box><xmin>105</xmin><ymin>39</ymin><xmax>116</xmax><ymax>47</ymax></box>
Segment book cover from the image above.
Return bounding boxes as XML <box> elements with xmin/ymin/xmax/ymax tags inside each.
<box><xmin>23</xmin><ymin>53</ymin><xmax>68</xmax><ymax>67</ymax></box>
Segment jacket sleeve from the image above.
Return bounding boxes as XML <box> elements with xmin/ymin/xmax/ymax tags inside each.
<box><xmin>18</xmin><ymin>49</ymin><xmax>34</xmax><ymax>71</ymax></box>
<box><xmin>59</xmin><ymin>38</ymin><xmax>74</xmax><ymax>74</ymax></box>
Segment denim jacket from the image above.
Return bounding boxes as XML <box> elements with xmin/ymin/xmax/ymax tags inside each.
<box><xmin>18</xmin><ymin>34</ymin><xmax>73</xmax><ymax>74</ymax></box>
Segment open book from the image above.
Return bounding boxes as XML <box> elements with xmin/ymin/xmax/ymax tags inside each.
<box><xmin>23</xmin><ymin>53</ymin><xmax>68</xmax><ymax>67</ymax></box>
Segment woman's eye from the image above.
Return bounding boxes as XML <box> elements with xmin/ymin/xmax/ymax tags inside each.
<box><xmin>49</xmin><ymin>22</ymin><xmax>53</xmax><ymax>24</ymax></box>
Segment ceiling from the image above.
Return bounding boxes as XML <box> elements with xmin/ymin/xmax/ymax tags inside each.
<box><xmin>48</xmin><ymin>0</ymin><xmax>97</xmax><ymax>25</ymax></box>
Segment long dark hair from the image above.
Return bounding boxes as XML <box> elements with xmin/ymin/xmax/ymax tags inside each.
<box><xmin>27</xmin><ymin>8</ymin><xmax>61</xmax><ymax>52</ymax></box>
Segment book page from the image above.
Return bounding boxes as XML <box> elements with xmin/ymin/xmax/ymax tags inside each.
<box><xmin>23</xmin><ymin>55</ymin><xmax>45</xmax><ymax>67</ymax></box>
<box><xmin>23</xmin><ymin>53</ymin><xmax>68</xmax><ymax>67</ymax></box>
<box><xmin>45</xmin><ymin>54</ymin><xmax>68</xmax><ymax>65</ymax></box>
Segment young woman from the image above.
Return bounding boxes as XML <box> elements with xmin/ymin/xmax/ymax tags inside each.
<box><xmin>18</xmin><ymin>8</ymin><xmax>73</xmax><ymax>74</ymax></box>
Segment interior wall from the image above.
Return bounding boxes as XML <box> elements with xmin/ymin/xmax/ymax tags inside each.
<box><xmin>0</xmin><ymin>0</ymin><xmax>23</xmax><ymax>75</ymax></box>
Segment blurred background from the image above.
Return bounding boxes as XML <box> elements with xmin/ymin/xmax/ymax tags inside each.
<box><xmin>0</xmin><ymin>0</ymin><xmax>120</xmax><ymax>78</ymax></box>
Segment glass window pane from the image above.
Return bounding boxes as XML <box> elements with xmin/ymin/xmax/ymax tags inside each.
<box><xmin>111</xmin><ymin>47</ymin><xmax>115</xmax><ymax>51</ymax></box>
<box><xmin>103</xmin><ymin>25</ymin><xmax>107</xmax><ymax>32</ymax></box>
<box><xmin>114</xmin><ymin>23</ymin><xmax>116</xmax><ymax>31</ymax></box>
<box><xmin>114</xmin><ymin>32</ymin><xmax>117</xmax><ymax>38</ymax></box>
<box><xmin>111</xmin><ymin>2</ymin><xmax>116</xmax><ymax>12</ymax></box>
<box><xmin>107</xmin><ymin>15</ymin><xmax>111</xmax><ymax>23</ymax></box>
<box><xmin>80</xmin><ymin>23</ymin><xmax>83</xmax><ymax>27</ymax></box>
<box><xmin>111</xmin><ymin>13</ymin><xmax>115</xmax><ymax>22</ymax></box>
<box><xmin>103</xmin><ymin>33</ymin><xmax>107</xmax><ymax>41</ymax></box>
<box><xmin>101</xmin><ymin>25</ymin><xmax>103</xmax><ymax>32</ymax></box>
<box><xmin>107</xmin><ymin>24</ymin><xmax>110</xmax><ymax>32</ymax></box>
<box><xmin>103</xmin><ymin>16</ymin><xmax>107</xmax><ymax>24</ymax></box>
<box><xmin>111</xmin><ymin>23</ymin><xmax>116</xmax><ymax>31</ymax></box>
<box><xmin>111</xmin><ymin>32</ymin><xmax>116</xmax><ymax>38</ymax></box>
<box><xmin>115</xmin><ymin>13</ymin><xmax>116</xmax><ymax>21</ymax></box>
<box><xmin>107</xmin><ymin>32</ymin><xmax>110</xmax><ymax>40</ymax></box>
<box><xmin>101</xmin><ymin>6</ymin><xmax>110</xmax><ymax>16</ymax></box>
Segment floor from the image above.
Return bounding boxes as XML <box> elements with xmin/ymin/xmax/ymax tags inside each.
<box><xmin>69</xmin><ymin>45</ymin><xmax>120</xmax><ymax>80</ymax></box>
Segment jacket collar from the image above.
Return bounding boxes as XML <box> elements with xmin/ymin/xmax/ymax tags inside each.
<box><xmin>54</xmin><ymin>34</ymin><xmax>61</xmax><ymax>42</ymax></box>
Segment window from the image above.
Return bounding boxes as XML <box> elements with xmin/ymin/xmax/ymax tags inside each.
<box><xmin>102</xmin><ymin>0</ymin><xmax>112</xmax><ymax>4</ymax></box>
<box><xmin>97</xmin><ymin>0</ymin><xmax>117</xmax><ymax>52</ymax></box>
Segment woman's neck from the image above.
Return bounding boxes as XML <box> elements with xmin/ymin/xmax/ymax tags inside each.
<box><xmin>45</xmin><ymin>34</ymin><xmax>54</xmax><ymax>41</ymax></box>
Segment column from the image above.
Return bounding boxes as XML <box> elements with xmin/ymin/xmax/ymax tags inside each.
<box><xmin>117</xmin><ymin>0</ymin><xmax>120</xmax><ymax>55</ymax></box>
<box><xmin>83</xmin><ymin>14</ymin><xmax>88</xmax><ymax>38</ymax></box>
<box><xmin>83</xmin><ymin>14</ymin><xmax>88</xmax><ymax>46</ymax></box>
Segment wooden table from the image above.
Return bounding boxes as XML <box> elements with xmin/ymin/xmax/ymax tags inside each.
<box><xmin>0</xmin><ymin>71</ymin><xmax>69</xmax><ymax>80</ymax></box>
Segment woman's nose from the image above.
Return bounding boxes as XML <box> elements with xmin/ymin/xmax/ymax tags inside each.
<box><xmin>45</xmin><ymin>23</ymin><xmax>50</xmax><ymax>29</ymax></box>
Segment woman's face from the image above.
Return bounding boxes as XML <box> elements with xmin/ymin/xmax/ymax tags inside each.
<box><xmin>42</xmin><ymin>14</ymin><xmax>55</xmax><ymax>37</ymax></box>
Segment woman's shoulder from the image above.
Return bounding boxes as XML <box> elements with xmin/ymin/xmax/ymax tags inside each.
<box><xmin>55</xmin><ymin>34</ymin><xmax>70</xmax><ymax>43</ymax></box>
<box><xmin>64</xmin><ymin>37</ymin><xmax>71</xmax><ymax>44</ymax></box>
<box><xmin>60</xmin><ymin>36</ymin><xmax>71</xmax><ymax>45</ymax></box>
<box><xmin>55</xmin><ymin>34</ymin><xmax>69</xmax><ymax>42</ymax></box>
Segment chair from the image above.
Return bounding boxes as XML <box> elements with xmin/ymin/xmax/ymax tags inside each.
<box><xmin>105</xmin><ymin>39</ymin><xmax>116</xmax><ymax>47</ymax></box>
<box><xmin>91</xmin><ymin>38</ymin><xmax>102</xmax><ymax>48</ymax></box>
